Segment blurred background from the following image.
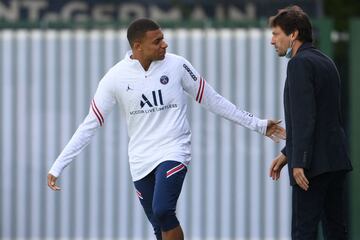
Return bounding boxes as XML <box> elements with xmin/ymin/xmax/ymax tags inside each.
<box><xmin>0</xmin><ymin>0</ymin><xmax>359</xmax><ymax>239</ymax></box>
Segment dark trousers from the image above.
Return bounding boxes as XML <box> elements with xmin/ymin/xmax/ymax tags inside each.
<box><xmin>291</xmin><ymin>171</ymin><xmax>349</xmax><ymax>240</ymax></box>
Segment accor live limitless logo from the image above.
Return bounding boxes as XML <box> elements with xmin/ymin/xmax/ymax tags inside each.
<box><xmin>130</xmin><ymin>89</ymin><xmax>178</xmax><ymax>115</ymax></box>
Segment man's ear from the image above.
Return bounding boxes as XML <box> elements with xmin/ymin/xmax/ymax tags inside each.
<box><xmin>291</xmin><ymin>29</ymin><xmax>299</xmax><ymax>41</ymax></box>
<box><xmin>133</xmin><ymin>41</ymin><xmax>142</xmax><ymax>52</ymax></box>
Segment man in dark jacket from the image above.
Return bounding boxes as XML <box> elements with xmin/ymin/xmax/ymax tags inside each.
<box><xmin>268</xmin><ymin>5</ymin><xmax>352</xmax><ymax>240</ymax></box>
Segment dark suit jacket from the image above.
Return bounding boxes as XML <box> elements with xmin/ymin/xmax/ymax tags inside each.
<box><xmin>281</xmin><ymin>42</ymin><xmax>352</xmax><ymax>185</ymax></box>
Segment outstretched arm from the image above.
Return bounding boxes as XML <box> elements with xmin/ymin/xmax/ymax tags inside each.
<box><xmin>47</xmin><ymin>72</ymin><xmax>116</xmax><ymax>190</ymax></box>
<box><xmin>47</xmin><ymin>110</ymin><xmax>104</xmax><ymax>179</ymax></box>
<box><xmin>180</xmin><ymin>58</ymin><xmax>286</xmax><ymax>141</ymax></box>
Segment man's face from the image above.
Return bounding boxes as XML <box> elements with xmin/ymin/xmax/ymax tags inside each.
<box><xmin>139</xmin><ymin>29</ymin><xmax>168</xmax><ymax>61</ymax></box>
<box><xmin>271</xmin><ymin>26</ymin><xmax>291</xmax><ymax>57</ymax></box>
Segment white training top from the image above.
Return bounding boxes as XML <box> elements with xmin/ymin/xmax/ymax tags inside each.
<box><xmin>49</xmin><ymin>52</ymin><xmax>268</xmax><ymax>181</ymax></box>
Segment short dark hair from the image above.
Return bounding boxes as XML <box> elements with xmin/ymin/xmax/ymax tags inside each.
<box><xmin>127</xmin><ymin>18</ymin><xmax>160</xmax><ymax>48</ymax></box>
<box><xmin>269</xmin><ymin>5</ymin><xmax>313</xmax><ymax>43</ymax></box>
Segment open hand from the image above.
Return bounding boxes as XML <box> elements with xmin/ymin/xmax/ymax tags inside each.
<box><xmin>266</xmin><ymin>120</ymin><xmax>286</xmax><ymax>143</ymax></box>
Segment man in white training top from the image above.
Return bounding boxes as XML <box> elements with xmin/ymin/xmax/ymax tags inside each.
<box><xmin>48</xmin><ymin>18</ymin><xmax>286</xmax><ymax>240</ymax></box>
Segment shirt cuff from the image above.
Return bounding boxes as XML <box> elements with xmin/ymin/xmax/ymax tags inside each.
<box><xmin>258</xmin><ymin>119</ymin><xmax>268</xmax><ymax>135</ymax></box>
<box><xmin>48</xmin><ymin>166</ymin><xmax>62</xmax><ymax>178</ymax></box>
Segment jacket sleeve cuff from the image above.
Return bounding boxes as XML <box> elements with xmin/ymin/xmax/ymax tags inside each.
<box><xmin>281</xmin><ymin>146</ymin><xmax>286</xmax><ymax>156</ymax></box>
<box><xmin>292</xmin><ymin>150</ymin><xmax>311</xmax><ymax>169</ymax></box>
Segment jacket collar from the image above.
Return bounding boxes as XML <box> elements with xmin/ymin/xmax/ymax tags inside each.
<box><xmin>296</xmin><ymin>42</ymin><xmax>314</xmax><ymax>55</ymax></box>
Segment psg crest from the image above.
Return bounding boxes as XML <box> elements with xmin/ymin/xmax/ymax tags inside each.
<box><xmin>160</xmin><ymin>75</ymin><xmax>169</xmax><ymax>85</ymax></box>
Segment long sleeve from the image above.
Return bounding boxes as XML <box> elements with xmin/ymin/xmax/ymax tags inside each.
<box><xmin>48</xmin><ymin>72</ymin><xmax>117</xmax><ymax>177</ymax></box>
<box><xmin>287</xmin><ymin>57</ymin><xmax>316</xmax><ymax>168</ymax></box>
<box><xmin>180</xmin><ymin>59</ymin><xmax>267</xmax><ymax>135</ymax></box>
<box><xmin>48</xmin><ymin>112</ymin><xmax>101</xmax><ymax>177</ymax></box>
